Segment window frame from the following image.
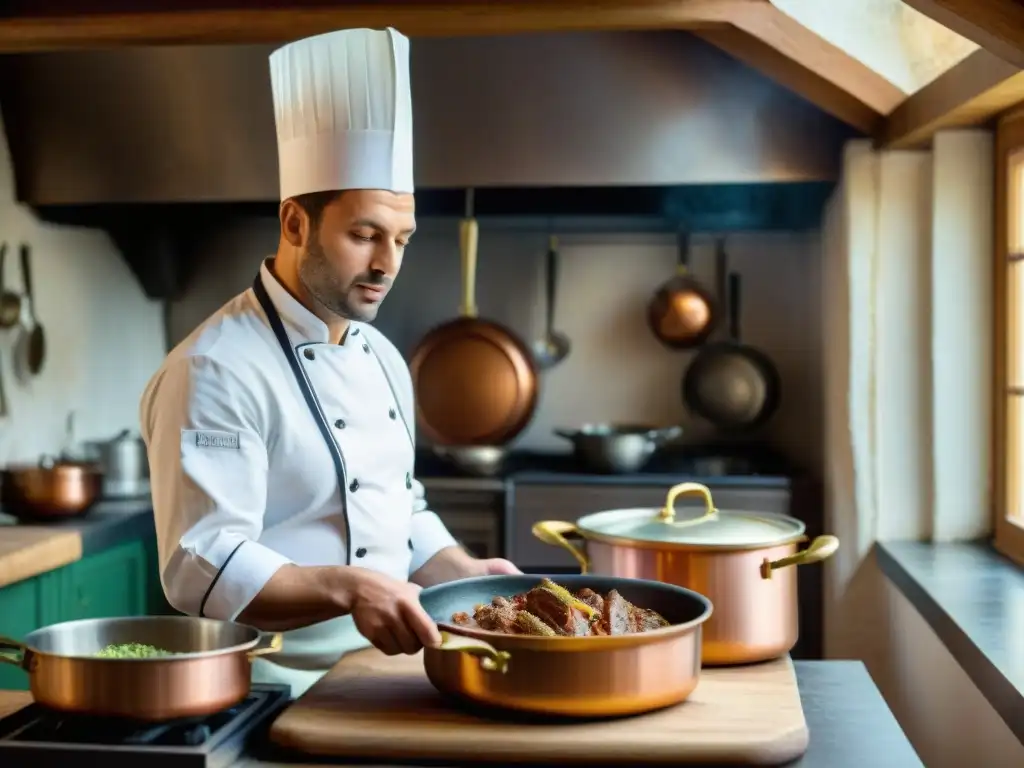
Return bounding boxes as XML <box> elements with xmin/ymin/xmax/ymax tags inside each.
<box><xmin>994</xmin><ymin>108</ymin><xmax>1024</xmax><ymax>568</ymax></box>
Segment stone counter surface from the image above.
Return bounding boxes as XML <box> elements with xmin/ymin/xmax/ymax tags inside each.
<box><xmin>0</xmin><ymin>500</ymin><xmax>155</xmax><ymax>588</ymax></box>
<box><xmin>0</xmin><ymin>661</ymin><xmax>922</xmax><ymax>767</ymax></box>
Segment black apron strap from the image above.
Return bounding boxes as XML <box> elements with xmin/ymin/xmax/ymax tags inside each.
<box><xmin>252</xmin><ymin>273</ymin><xmax>353</xmax><ymax>565</ymax></box>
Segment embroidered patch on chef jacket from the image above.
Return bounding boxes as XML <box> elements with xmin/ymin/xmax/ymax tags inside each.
<box><xmin>190</xmin><ymin>430</ymin><xmax>241</xmax><ymax>450</ymax></box>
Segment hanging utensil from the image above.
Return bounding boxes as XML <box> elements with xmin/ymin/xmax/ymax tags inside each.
<box><xmin>17</xmin><ymin>243</ymin><xmax>46</xmax><ymax>379</ymax></box>
<box><xmin>0</xmin><ymin>354</ymin><xmax>7</xmax><ymax>419</ymax></box>
<box><xmin>531</xmin><ymin>235</ymin><xmax>571</xmax><ymax>370</ymax></box>
<box><xmin>0</xmin><ymin>244</ymin><xmax>20</xmax><ymax>330</ymax></box>
<box><xmin>410</xmin><ymin>189</ymin><xmax>539</xmax><ymax>445</ymax></box>
<box><xmin>646</xmin><ymin>228</ymin><xmax>717</xmax><ymax>350</ymax></box>
<box><xmin>681</xmin><ymin>272</ymin><xmax>781</xmax><ymax>430</ymax></box>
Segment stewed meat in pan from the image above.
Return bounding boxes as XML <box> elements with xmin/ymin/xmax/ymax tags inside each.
<box><xmin>450</xmin><ymin>578</ymin><xmax>670</xmax><ymax>637</ymax></box>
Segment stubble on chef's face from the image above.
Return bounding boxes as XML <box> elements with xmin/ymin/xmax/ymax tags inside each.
<box><xmin>296</xmin><ymin>190</ymin><xmax>416</xmax><ymax>323</ymax></box>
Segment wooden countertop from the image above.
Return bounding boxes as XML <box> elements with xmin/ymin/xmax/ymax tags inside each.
<box><xmin>0</xmin><ymin>690</ymin><xmax>30</xmax><ymax>719</ymax></box>
<box><xmin>0</xmin><ymin>662</ymin><xmax>924</xmax><ymax>767</ymax></box>
<box><xmin>0</xmin><ymin>526</ymin><xmax>82</xmax><ymax>589</ymax></box>
<box><xmin>0</xmin><ymin>501</ymin><xmax>157</xmax><ymax>590</ymax></box>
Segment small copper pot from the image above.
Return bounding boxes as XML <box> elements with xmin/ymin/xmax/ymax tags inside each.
<box><xmin>533</xmin><ymin>483</ymin><xmax>839</xmax><ymax>666</ymax></box>
<box><xmin>420</xmin><ymin>574</ymin><xmax>712</xmax><ymax>717</ymax></box>
<box><xmin>1</xmin><ymin>458</ymin><xmax>104</xmax><ymax>521</ymax></box>
<box><xmin>0</xmin><ymin>616</ymin><xmax>283</xmax><ymax>721</ymax></box>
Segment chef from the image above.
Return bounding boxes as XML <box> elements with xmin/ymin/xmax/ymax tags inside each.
<box><xmin>139</xmin><ymin>26</ymin><xmax>518</xmax><ymax>697</ymax></box>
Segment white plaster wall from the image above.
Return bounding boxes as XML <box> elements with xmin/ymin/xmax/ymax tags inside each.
<box><xmin>823</xmin><ymin>132</ymin><xmax>1013</xmax><ymax>767</ymax></box>
<box><xmin>0</xmin><ymin>117</ymin><xmax>165</xmax><ymax>463</ymax></box>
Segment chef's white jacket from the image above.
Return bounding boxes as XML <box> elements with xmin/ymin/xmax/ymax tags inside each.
<box><xmin>139</xmin><ymin>260</ymin><xmax>458</xmax><ymax>689</ymax></box>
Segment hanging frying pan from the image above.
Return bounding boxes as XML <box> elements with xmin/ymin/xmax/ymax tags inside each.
<box><xmin>681</xmin><ymin>272</ymin><xmax>780</xmax><ymax>431</ymax></box>
<box><xmin>409</xmin><ymin>191</ymin><xmax>539</xmax><ymax>446</ymax></box>
<box><xmin>646</xmin><ymin>228</ymin><xmax>717</xmax><ymax>350</ymax></box>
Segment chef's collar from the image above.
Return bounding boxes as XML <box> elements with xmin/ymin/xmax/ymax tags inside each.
<box><xmin>258</xmin><ymin>259</ymin><xmax>362</xmax><ymax>346</ymax></box>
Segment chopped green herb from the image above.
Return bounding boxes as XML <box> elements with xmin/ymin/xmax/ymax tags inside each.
<box><xmin>95</xmin><ymin>643</ymin><xmax>174</xmax><ymax>659</ymax></box>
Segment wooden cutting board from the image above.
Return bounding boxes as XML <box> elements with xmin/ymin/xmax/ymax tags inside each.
<box><xmin>270</xmin><ymin>649</ymin><xmax>809</xmax><ymax>765</ymax></box>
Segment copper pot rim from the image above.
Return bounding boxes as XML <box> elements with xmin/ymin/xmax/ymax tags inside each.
<box><xmin>3</xmin><ymin>461</ymin><xmax>104</xmax><ymax>475</ymax></box>
<box><xmin>434</xmin><ymin>599</ymin><xmax>713</xmax><ymax>653</ymax></box>
<box><xmin>14</xmin><ymin>617</ymin><xmax>267</xmax><ymax>662</ymax></box>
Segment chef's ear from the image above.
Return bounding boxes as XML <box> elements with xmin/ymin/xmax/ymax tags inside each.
<box><xmin>279</xmin><ymin>198</ymin><xmax>311</xmax><ymax>248</ymax></box>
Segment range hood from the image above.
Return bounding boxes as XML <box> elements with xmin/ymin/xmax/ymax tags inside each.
<box><xmin>0</xmin><ymin>31</ymin><xmax>855</xmax><ymax>205</ymax></box>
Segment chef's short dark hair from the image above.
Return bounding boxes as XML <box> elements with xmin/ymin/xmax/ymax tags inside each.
<box><xmin>290</xmin><ymin>190</ymin><xmax>342</xmax><ymax>229</ymax></box>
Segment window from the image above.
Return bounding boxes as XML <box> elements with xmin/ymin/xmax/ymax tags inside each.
<box><xmin>995</xmin><ymin>109</ymin><xmax>1024</xmax><ymax>567</ymax></box>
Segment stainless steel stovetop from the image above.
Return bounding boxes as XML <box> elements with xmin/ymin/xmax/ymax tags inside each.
<box><xmin>0</xmin><ymin>684</ymin><xmax>290</xmax><ymax>768</ymax></box>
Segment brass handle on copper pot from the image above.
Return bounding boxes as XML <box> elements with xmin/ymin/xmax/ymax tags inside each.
<box><xmin>657</xmin><ymin>482</ymin><xmax>718</xmax><ymax>525</ymax></box>
<box><xmin>532</xmin><ymin>520</ymin><xmax>590</xmax><ymax>573</ymax></box>
<box><xmin>760</xmin><ymin>535</ymin><xmax>840</xmax><ymax>579</ymax></box>
<box><xmin>246</xmin><ymin>633</ymin><xmax>283</xmax><ymax>659</ymax></box>
<box><xmin>436</xmin><ymin>631</ymin><xmax>511</xmax><ymax>673</ymax></box>
<box><xmin>0</xmin><ymin>636</ymin><xmax>28</xmax><ymax>669</ymax></box>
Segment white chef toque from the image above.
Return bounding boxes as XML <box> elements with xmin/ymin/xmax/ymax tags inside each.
<box><xmin>269</xmin><ymin>27</ymin><xmax>414</xmax><ymax>201</ymax></box>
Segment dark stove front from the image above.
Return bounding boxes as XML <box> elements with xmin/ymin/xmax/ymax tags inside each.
<box><xmin>0</xmin><ymin>684</ymin><xmax>290</xmax><ymax>768</ymax></box>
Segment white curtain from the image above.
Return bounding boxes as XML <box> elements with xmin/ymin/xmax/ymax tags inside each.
<box><xmin>821</xmin><ymin>133</ymin><xmax>993</xmax><ymax>655</ymax></box>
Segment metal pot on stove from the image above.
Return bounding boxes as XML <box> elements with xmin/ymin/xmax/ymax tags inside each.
<box><xmin>532</xmin><ymin>482</ymin><xmax>838</xmax><ymax>665</ymax></box>
<box><xmin>85</xmin><ymin>429</ymin><xmax>150</xmax><ymax>499</ymax></box>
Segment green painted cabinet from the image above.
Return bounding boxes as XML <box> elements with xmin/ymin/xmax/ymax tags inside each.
<box><xmin>0</xmin><ymin>536</ymin><xmax>163</xmax><ymax>691</ymax></box>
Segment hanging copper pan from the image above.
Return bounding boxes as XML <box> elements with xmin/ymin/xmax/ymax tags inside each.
<box><xmin>646</xmin><ymin>229</ymin><xmax>717</xmax><ymax>350</ymax></box>
<box><xmin>410</xmin><ymin>198</ymin><xmax>539</xmax><ymax>446</ymax></box>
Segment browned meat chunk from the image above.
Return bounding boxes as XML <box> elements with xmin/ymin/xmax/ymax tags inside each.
<box><xmin>575</xmin><ymin>588</ymin><xmax>605</xmax><ymax>614</ymax></box>
<box><xmin>525</xmin><ymin>587</ymin><xmax>592</xmax><ymax>637</ymax></box>
<box><xmin>451</xmin><ymin>611</ymin><xmax>472</xmax><ymax>626</ymax></box>
<box><xmin>474</xmin><ymin>596</ymin><xmax>519</xmax><ymax>633</ymax></box>
<box><xmin>602</xmin><ymin>590</ymin><xmax>633</xmax><ymax>635</ymax></box>
<box><xmin>631</xmin><ymin>605</ymin><xmax>670</xmax><ymax>632</ymax></box>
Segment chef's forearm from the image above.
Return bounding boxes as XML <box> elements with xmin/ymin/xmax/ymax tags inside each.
<box><xmin>236</xmin><ymin>564</ymin><xmax>359</xmax><ymax>632</ymax></box>
<box><xmin>410</xmin><ymin>545</ymin><xmax>475</xmax><ymax>587</ymax></box>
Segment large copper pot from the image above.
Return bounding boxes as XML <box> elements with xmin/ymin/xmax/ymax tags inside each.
<box><xmin>419</xmin><ymin>574</ymin><xmax>712</xmax><ymax>718</ymax></box>
<box><xmin>533</xmin><ymin>483</ymin><xmax>838</xmax><ymax>666</ymax></box>
<box><xmin>0</xmin><ymin>616</ymin><xmax>283</xmax><ymax>720</ymax></box>
<box><xmin>1</xmin><ymin>457</ymin><xmax>104</xmax><ymax>521</ymax></box>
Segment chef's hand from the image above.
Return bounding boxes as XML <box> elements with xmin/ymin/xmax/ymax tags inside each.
<box><xmin>342</xmin><ymin>569</ymin><xmax>442</xmax><ymax>656</ymax></box>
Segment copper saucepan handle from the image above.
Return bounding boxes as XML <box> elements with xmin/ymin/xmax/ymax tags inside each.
<box><xmin>0</xmin><ymin>636</ymin><xmax>27</xmax><ymax>669</ymax></box>
<box><xmin>532</xmin><ymin>520</ymin><xmax>591</xmax><ymax>572</ymax></box>
<box><xmin>760</xmin><ymin>535</ymin><xmax>840</xmax><ymax>579</ymax></box>
<box><xmin>247</xmin><ymin>632</ymin><xmax>283</xmax><ymax>659</ymax></box>
<box><xmin>435</xmin><ymin>631</ymin><xmax>510</xmax><ymax>673</ymax></box>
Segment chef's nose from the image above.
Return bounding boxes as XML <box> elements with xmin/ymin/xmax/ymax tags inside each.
<box><xmin>370</xmin><ymin>241</ymin><xmax>401</xmax><ymax>276</ymax></box>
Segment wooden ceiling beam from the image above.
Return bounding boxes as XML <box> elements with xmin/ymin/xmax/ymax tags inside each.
<box><xmin>695</xmin><ymin>26</ymin><xmax>884</xmax><ymax>133</ymax></box>
<box><xmin>0</xmin><ymin>0</ymin><xmax>742</xmax><ymax>51</ymax></box>
<box><xmin>901</xmin><ymin>0</ymin><xmax>1024</xmax><ymax>71</ymax></box>
<box><xmin>728</xmin><ymin>2</ymin><xmax>906</xmax><ymax>117</ymax></box>
<box><xmin>879</xmin><ymin>48</ymin><xmax>1024</xmax><ymax>149</ymax></box>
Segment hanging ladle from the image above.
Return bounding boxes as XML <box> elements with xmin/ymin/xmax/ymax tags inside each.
<box><xmin>531</xmin><ymin>235</ymin><xmax>571</xmax><ymax>370</ymax></box>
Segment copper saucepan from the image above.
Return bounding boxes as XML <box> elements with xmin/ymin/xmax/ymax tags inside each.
<box><xmin>533</xmin><ymin>483</ymin><xmax>838</xmax><ymax>666</ymax></box>
<box><xmin>1</xmin><ymin>457</ymin><xmax>104</xmax><ymax>521</ymax></box>
<box><xmin>420</xmin><ymin>574</ymin><xmax>713</xmax><ymax>717</ymax></box>
<box><xmin>0</xmin><ymin>616</ymin><xmax>284</xmax><ymax>720</ymax></box>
